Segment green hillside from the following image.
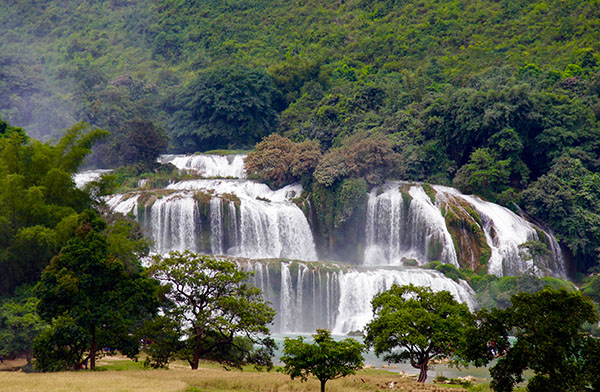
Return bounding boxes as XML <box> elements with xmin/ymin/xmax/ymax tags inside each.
<box><xmin>1</xmin><ymin>0</ymin><xmax>600</xmax><ymax>272</ymax></box>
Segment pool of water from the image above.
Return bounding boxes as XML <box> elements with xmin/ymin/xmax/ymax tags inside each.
<box><xmin>271</xmin><ymin>333</ymin><xmax>493</xmax><ymax>383</ymax></box>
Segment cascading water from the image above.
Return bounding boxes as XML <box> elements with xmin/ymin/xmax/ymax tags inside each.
<box><xmin>73</xmin><ymin>169</ymin><xmax>113</xmax><ymax>189</ymax></box>
<box><xmin>362</xmin><ymin>181</ymin><xmax>565</xmax><ymax>278</ymax></box>
<box><xmin>107</xmin><ymin>178</ymin><xmax>317</xmax><ymax>260</ymax></box>
<box><xmin>239</xmin><ymin>259</ymin><xmax>476</xmax><ymax>334</ymax></box>
<box><xmin>104</xmin><ymin>154</ymin><xmax>568</xmax><ymax>335</ymax></box>
<box><xmin>434</xmin><ymin>185</ymin><xmax>566</xmax><ymax>277</ymax></box>
<box><xmin>364</xmin><ymin>183</ymin><xmax>458</xmax><ymax>267</ymax></box>
<box><xmin>159</xmin><ymin>154</ymin><xmax>246</xmax><ymax>178</ymax></box>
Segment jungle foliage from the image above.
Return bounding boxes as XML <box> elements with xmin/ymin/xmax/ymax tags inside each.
<box><xmin>2</xmin><ymin>0</ymin><xmax>600</xmax><ymax>270</ymax></box>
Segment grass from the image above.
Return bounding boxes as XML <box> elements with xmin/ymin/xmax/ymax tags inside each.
<box><xmin>0</xmin><ymin>356</ymin><xmax>468</xmax><ymax>392</ymax></box>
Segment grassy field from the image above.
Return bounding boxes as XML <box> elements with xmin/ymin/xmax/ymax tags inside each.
<box><xmin>0</xmin><ymin>356</ymin><xmax>469</xmax><ymax>392</ymax></box>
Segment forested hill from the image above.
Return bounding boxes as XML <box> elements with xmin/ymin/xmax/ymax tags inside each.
<box><xmin>1</xmin><ymin>0</ymin><xmax>598</xmax><ymax>141</ymax></box>
<box><xmin>1</xmin><ymin>0</ymin><xmax>600</xmax><ymax>273</ymax></box>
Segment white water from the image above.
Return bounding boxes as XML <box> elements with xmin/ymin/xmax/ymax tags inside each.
<box><xmin>333</xmin><ymin>267</ymin><xmax>475</xmax><ymax>334</ymax></box>
<box><xmin>240</xmin><ymin>260</ymin><xmax>476</xmax><ymax>334</ymax></box>
<box><xmin>435</xmin><ymin>185</ymin><xmax>566</xmax><ymax>277</ymax></box>
<box><xmin>363</xmin><ymin>182</ymin><xmax>565</xmax><ymax>278</ymax></box>
<box><xmin>107</xmin><ymin>178</ymin><xmax>317</xmax><ymax>260</ymax></box>
<box><xmin>364</xmin><ymin>182</ymin><xmax>458</xmax><ymax>267</ymax></box>
<box><xmin>104</xmin><ymin>155</ymin><xmax>568</xmax><ymax>335</ymax></box>
<box><xmin>73</xmin><ymin>169</ymin><xmax>113</xmax><ymax>189</ymax></box>
<box><xmin>159</xmin><ymin>154</ymin><xmax>246</xmax><ymax>178</ymax></box>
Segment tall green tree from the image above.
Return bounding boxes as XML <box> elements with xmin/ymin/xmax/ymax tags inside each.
<box><xmin>280</xmin><ymin>329</ymin><xmax>365</xmax><ymax>392</ymax></box>
<box><xmin>169</xmin><ymin>66</ymin><xmax>280</xmax><ymax>152</ymax></box>
<box><xmin>148</xmin><ymin>251</ymin><xmax>276</xmax><ymax>370</ymax></box>
<box><xmin>364</xmin><ymin>284</ymin><xmax>473</xmax><ymax>383</ymax></box>
<box><xmin>464</xmin><ymin>288</ymin><xmax>599</xmax><ymax>392</ymax></box>
<box><xmin>34</xmin><ymin>210</ymin><xmax>159</xmax><ymax>370</ymax></box>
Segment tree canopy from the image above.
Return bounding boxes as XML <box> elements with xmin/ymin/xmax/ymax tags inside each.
<box><xmin>34</xmin><ymin>210</ymin><xmax>159</xmax><ymax>370</ymax></box>
<box><xmin>463</xmin><ymin>288</ymin><xmax>600</xmax><ymax>392</ymax></box>
<box><xmin>280</xmin><ymin>329</ymin><xmax>365</xmax><ymax>392</ymax></box>
<box><xmin>148</xmin><ymin>251</ymin><xmax>276</xmax><ymax>370</ymax></box>
<box><xmin>364</xmin><ymin>284</ymin><xmax>474</xmax><ymax>383</ymax></box>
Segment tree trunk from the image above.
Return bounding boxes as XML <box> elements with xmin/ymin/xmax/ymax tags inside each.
<box><xmin>190</xmin><ymin>348</ymin><xmax>200</xmax><ymax>369</ymax></box>
<box><xmin>417</xmin><ymin>362</ymin><xmax>428</xmax><ymax>383</ymax></box>
<box><xmin>320</xmin><ymin>379</ymin><xmax>327</xmax><ymax>392</ymax></box>
<box><xmin>89</xmin><ymin>325</ymin><xmax>97</xmax><ymax>371</ymax></box>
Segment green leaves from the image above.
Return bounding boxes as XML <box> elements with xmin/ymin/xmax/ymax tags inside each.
<box><xmin>148</xmin><ymin>251</ymin><xmax>276</xmax><ymax>369</ymax></box>
<box><xmin>33</xmin><ymin>210</ymin><xmax>159</xmax><ymax>370</ymax></box>
<box><xmin>170</xmin><ymin>66</ymin><xmax>280</xmax><ymax>151</ymax></box>
<box><xmin>469</xmin><ymin>288</ymin><xmax>600</xmax><ymax>392</ymax></box>
<box><xmin>364</xmin><ymin>284</ymin><xmax>474</xmax><ymax>383</ymax></box>
<box><xmin>281</xmin><ymin>329</ymin><xmax>364</xmax><ymax>392</ymax></box>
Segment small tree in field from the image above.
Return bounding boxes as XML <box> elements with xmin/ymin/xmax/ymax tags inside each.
<box><xmin>364</xmin><ymin>284</ymin><xmax>473</xmax><ymax>383</ymax></box>
<box><xmin>280</xmin><ymin>329</ymin><xmax>365</xmax><ymax>392</ymax></box>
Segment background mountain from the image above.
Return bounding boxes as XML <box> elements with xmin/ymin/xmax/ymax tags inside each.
<box><xmin>1</xmin><ymin>0</ymin><xmax>600</xmax><ymax>273</ymax></box>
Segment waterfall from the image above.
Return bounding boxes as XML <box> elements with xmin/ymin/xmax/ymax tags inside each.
<box><xmin>332</xmin><ymin>268</ymin><xmax>475</xmax><ymax>334</ymax></box>
<box><xmin>364</xmin><ymin>183</ymin><xmax>458</xmax><ymax>267</ymax></box>
<box><xmin>240</xmin><ymin>259</ymin><xmax>476</xmax><ymax>334</ymax></box>
<box><xmin>159</xmin><ymin>154</ymin><xmax>246</xmax><ymax>178</ymax></box>
<box><xmin>107</xmin><ymin>178</ymin><xmax>317</xmax><ymax>260</ymax></box>
<box><xmin>362</xmin><ymin>182</ymin><xmax>565</xmax><ymax>278</ymax></box>
<box><xmin>105</xmin><ymin>155</ymin><xmax>569</xmax><ymax>338</ymax></box>
<box><xmin>73</xmin><ymin>169</ymin><xmax>113</xmax><ymax>189</ymax></box>
<box><xmin>435</xmin><ymin>185</ymin><xmax>566</xmax><ymax>277</ymax></box>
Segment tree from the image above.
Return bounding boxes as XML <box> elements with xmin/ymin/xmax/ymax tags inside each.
<box><xmin>148</xmin><ymin>251</ymin><xmax>276</xmax><ymax>370</ymax></box>
<box><xmin>364</xmin><ymin>284</ymin><xmax>473</xmax><ymax>383</ymax></box>
<box><xmin>464</xmin><ymin>288</ymin><xmax>599</xmax><ymax>392</ymax></box>
<box><xmin>94</xmin><ymin>119</ymin><xmax>167</xmax><ymax>169</ymax></box>
<box><xmin>34</xmin><ymin>210</ymin><xmax>159</xmax><ymax>370</ymax></box>
<box><xmin>169</xmin><ymin>66</ymin><xmax>280</xmax><ymax>152</ymax></box>
<box><xmin>245</xmin><ymin>134</ymin><xmax>321</xmax><ymax>189</ymax></box>
<box><xmin>453</xmin><ymin>148</ymin><xmax>511</xmax><ymax>201</ymax></box>
<box><xmin>0</xmin><ymin>286</ymin><xmax>46</xmax><ymax>365</ymax></box>
<box><xmin>280</xmin><ymin>329</ymin><xmax>364</xmax><ymax>392</ymax></box>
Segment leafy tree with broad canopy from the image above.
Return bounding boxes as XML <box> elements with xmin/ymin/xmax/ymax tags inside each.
<box><xmin>364</xmin><ymin>284</ymin><xmax>473</xmax><ymax>383</ymax></box>
<box><xmin>169</xmin><ymin>65</ymin><xmax>281</xmax><ymax>152</ymax></box>
<box><xmin>34</xmin><ymin>210</ymin><xmax>159</xmax><ymax>371</ymax></box>
<box><xmin>462</xmin><ymin>288</ymin><xmax>600</xmax><ymax>392</ymax></box>
<box><xmin>280</xmin><ymin>329</ymin><xmax>365</xmax><ymax>392</ymax></box>
<box><xmin>148</xmin><ymin>251</ymin><xmax>276</xmax><ymax>370</ymax></box>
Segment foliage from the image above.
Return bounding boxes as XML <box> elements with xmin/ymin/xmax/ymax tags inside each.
<box><xmin>245</xmin><ymin>134</ymin><xmax>321</xmax><ymax>189</ymax></box>
<box><xmin>169</xmin><ymin>66</ymin><xmax>280</xmax><ymax>152</ymax></box>
<box><xmin>463</xmin><ymin>288</ymin><xmax>599</xmax><ymax>392</ymax></box>
<box><xmin>364</xmin><ymin>284</ymin><xmax>474</xmax><ymax>383</ymax></box>
<box><xmin>33</xmin><ymin>316</ymin><xmax>89</xmax><ymax>372</ymax></box>
<box><xmin>280</xmin><ymin>329</ymin><xmax>364</xmax><ymax>392</ymax></box>
<box><xmin>34</xmin><ymin>210</ymin><xmax>159</xmax><ymax>370</ymax></box>
<box><xmin>0</xmin><ymin>285</ymin><xmax>46</xmax><ymax>364</ymax></box>
<box><xmin>148</xmin><ymin>251</ymin><xmax>276</xmax><ymax>370</ymax></box>
<box><xmin>453</xmin><ymin>148</ymin><xmax>511</xmax><ymax>202</ymax></box>
<box><xmin>521</xmin><ymin>155</ymin><xmax>600</xmax><ymax>271</ymax></box>
<box><xmin>93</xmin><ymin>119</ymin><xmax>167</xmax><ymax>169</ymax></box>
<box><xmin>0</xmin><ymin>120</ymin><xmax>108</xmax><ymax>295</ymax></box>
<box><xmin>1</xmin><ymin>0</ymin><xmax>600</xmax><ymax>274</ymax></box>
<box><xmin>469</xmin><ymin>274</ymin><xmax>576</xmax><ymax>310</ymax></box>
<box><xmin>314</xmin><ymin>133</ymin><xmax>400</xmax><ymax>187</ymax></box>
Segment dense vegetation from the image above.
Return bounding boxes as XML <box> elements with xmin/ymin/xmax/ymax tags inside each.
<box><xmin>1</xmin><ymin>1</ymin><xmax>600</xmax><ymax>388</ymax></box>
<box><xmin>1</xmin><ymin>0</ymin><xmax>600</xmax><ymax>271</ymax></box>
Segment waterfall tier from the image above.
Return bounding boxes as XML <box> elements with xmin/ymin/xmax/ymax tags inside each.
<box><xmin>106</xmin><ymin>179</ymin><xmax>316</xmax><ymax>260</ymax></box>
<box><xmin>239</xmin><ymin>259</ymin><xmax>476</xmax><ymax>334</ymax></box>
<box><xmin>363</xmin><ymin>182</ymin><xmax>566</xmax><ymax>278</ymax></box>
<box><xmin>73</xmin><ymin>169</ymin><xmax>113</xmax><ymax>189</ymax></box>
<box><xmin>159</xmin><ymin>154</ymin><xmax>246</xmax><ymax>178</ymax></box>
